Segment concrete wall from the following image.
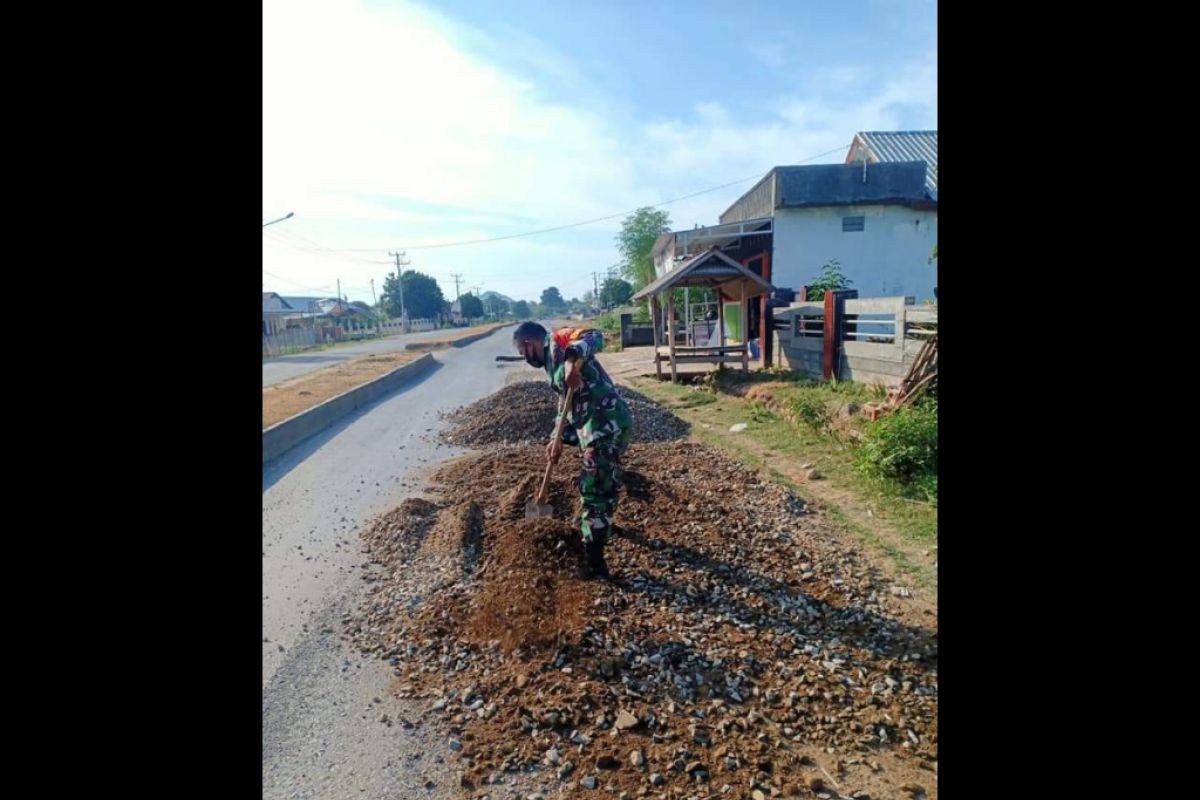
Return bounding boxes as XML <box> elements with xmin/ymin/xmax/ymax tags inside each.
<box><xmin>771</xmin><ymin>205</ymin><xmax>937</xmax><ymax>302</ymax></box>
<box><xmin>653</xmin><ymin>237</ymin><xmax>676</xmax><ymax>277</ymax></box>
<box><xmin>773</xmin><ymin>298</ymin><xmax>936</xmax><ymax>387</ymax></box>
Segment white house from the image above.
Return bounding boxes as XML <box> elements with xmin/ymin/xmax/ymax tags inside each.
<box><xmin>262</xmin><ymin>292</ymin><xmax>294</xmax><ymax>336</ymax></box>
<box><xmin>652</xmin><ymin>130</ymin><xmax>938</xmax><ymax>332</ymax></box>
<box><xmin>751</xmin><ymin>161</ymin><xmax>935</xmax><ymax>301</ymax></box>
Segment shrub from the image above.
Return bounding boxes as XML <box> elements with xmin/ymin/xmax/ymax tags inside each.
<box><xmin>855</xmin><ymin>400</ymin><xmax>938</xmax><ymax>489</ymax></box>
<box><xmin>791</xmin><ymin>391</ymin><xmax>833</xmax><ymax>435</ymax></box>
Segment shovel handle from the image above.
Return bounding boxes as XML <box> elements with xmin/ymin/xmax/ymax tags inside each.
<box><xmin>536</xmin><ymin>384</ymin><xmax>576</xmax><ymax>504</ymax></box>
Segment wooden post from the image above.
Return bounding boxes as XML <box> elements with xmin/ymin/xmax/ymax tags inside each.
<box><xmin>684</xmin><ymin>286</ymin><xmax>690</xmax><ymax>346</ymax></box>
<box><xmin>822</xmin><ymin>290</ymin><xmax>837</xmax><ymax>380</ymax></box>
<box><xmin>667</xmin><ymin>291</ymin><xmax>678</xmax><ymax>383</ymax></box>
<box><xmin>651</xmin><ymin>295</ymin><xmax>663</xmax><ymax>379</ymax></box>
<box><xmin>741</xmin><ymin>280</ymin><xmax>749</xmax><ymax>372</ymax></box>
<box><xmin>717</xmin><ymin>287</ymin><xmax>726</xmax><ymax>352</ymax></box>
<box><xmin>763</xmin><ymin>302</ymin><xmax>772</xmax><ymax>371</ymax></box>
<box><xmin>760</xmin><ymin>251</ymin><xmax>772</xmax><ymax>368</ymax></box>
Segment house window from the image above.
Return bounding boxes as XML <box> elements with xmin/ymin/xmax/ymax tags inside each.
<box><xmin>842</xmin><ymin>215</ymin><xmax>865</xmax><ymax>232</ymax></box>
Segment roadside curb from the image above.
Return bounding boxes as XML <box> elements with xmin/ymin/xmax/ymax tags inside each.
<box><xmin>404</xmin><ymin>323</ymin><xmax>511</xmax><ymax>352</ymax></box>
<box><xmin>263</xmin><ymin>353</ymin><xmax>437</xmax><ymax>466</ymax></box>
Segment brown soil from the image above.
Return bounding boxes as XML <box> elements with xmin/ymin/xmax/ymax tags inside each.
<box><xmin>262</xmin><ymin>353</ymin><xmax>420</xmax><ymax>429</ymax></box>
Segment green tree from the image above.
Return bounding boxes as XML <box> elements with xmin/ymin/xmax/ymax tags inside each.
<box><xmin>512</xmin><ymin>299</ymin><xmax>531</xmax><ymax>319</ymax></box>
<box><xmin>805</xmin><ymin>259</ymin><xmax>853</xmax><ymax>301</ymax></box>
<box><xmin>459</xmin><ymin>292</ymin><xmax>484</xmax><ymax>319</ymax></box>
<box><xmin>381</xmin><ymin>270</ymin><xmax>446</xmax><ymax>319</ymax></box>
<box><xmin>540</xmin><ymin>286</ymin><xmax>565</xmax><ymax>310</ymax></box>
<box><xmin>616</xmin><ymin>207</ymin><xmax>671</xmax><ymax>290</ymax></box>
<box><xmin>600</xmin><ymin>277</ymin><xmax>634</xmax><ymax>307</ymax></box>
<box><xmin>485</xmin><ymin>294</ymin><xmax>509</xmax><ymax>318</ymax></box>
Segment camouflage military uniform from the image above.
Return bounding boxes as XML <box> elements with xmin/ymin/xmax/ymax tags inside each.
<box><xmin>544</xmin><ymin>327</ymin><xmax>632</xmax><ymax>544</ymax></box>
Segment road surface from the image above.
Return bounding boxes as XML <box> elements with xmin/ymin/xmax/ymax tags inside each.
<box><xmin>263</xmin><ymin>324</ymin><xmax>541</xmax><ymax>799</ymax></box>
<box><xmin>262</xmin><ymin>326</ymin><xmax>496</xmax><ymax>387</ymax></box>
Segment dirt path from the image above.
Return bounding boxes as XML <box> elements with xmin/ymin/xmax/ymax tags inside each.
<box><xmin>700</xmin><ymin>420</ymin><xmax>936</xmax><ymax>618</ymax></box>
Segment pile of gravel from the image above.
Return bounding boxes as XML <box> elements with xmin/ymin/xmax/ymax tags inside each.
<box><xmin>439</xmin><ymin>381</ymin><xmax>688</xmax><ymax>447</ymax></box>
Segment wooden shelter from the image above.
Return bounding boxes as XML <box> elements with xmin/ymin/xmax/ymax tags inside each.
<box><xmin>631</xmin><ymin>247</ymin><xmax>774</xmax><ymax>382</ymax></box>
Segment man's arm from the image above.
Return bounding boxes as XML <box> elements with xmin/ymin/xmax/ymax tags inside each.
<box><xmin>563</xmin><ymin>330</ymin><xmax>605</xmax><ymax>390</ymax></box>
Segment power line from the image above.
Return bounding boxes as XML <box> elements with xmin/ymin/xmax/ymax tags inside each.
<box><xmin>387</xmin><ymin>145</ymin><xmax>849</xmax><ymax>251</ymax></box>
<box><xmin>262</xmin><ymin>270</ymin><xmax>337</xmax><ymax>293</ymax></box>
<box><xmin>386</xmin><ymin>176</ymin><xmax>766</xmax><ymax>251</ymax></box>
<box><xmin>266</xmin><ymin>144</ymin><xmax>850</xmax><ymax>256</ymax></box>
<box><xmin>263</xmin><ymin>227</ymin><xmax>392</xmax><ymax>266</ymax></box>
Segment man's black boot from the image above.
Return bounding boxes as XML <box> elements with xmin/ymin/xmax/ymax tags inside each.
<box><xmin>582</xmin><ymin>537</ymin><xmax>611</xmax><ymax>580</ymax></box>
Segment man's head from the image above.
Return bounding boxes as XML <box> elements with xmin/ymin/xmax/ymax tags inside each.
<box><xmin>512</xmin><ymin>321</ymin><xmax>548</xmax><ymax>368</ymax></box>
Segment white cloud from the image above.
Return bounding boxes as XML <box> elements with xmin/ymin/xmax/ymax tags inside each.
<box><xmin>263</xmin><ymin>0</ymin><xmax>642</xmax><ymax>225</ymax></box>
<box><xmin>262</xmin><ymin>0</ymin><xmax>935</xmax><ymax>303</ymax></box>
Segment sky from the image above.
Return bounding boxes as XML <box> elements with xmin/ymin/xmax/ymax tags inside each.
<box><xmin>262</xmin><ymin>0</ymin><xmax>937</xmax><ymax>305</ymax></box>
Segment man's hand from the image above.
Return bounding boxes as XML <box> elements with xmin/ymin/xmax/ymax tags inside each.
<box><xmin>564</xmin><ymin>358</ymin><xmax>583</xmax><ymax>391</ymax></box>
<box><xmin>546</xmin><ymin>437</ymin><xmax>563</xmax><ymax>464</ymax></box>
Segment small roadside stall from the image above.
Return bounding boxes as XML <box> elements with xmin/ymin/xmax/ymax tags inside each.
<box><xmin>632</xmin><ymin>247</ymin><xmax>774</xmax><ymax>382</ymax></box>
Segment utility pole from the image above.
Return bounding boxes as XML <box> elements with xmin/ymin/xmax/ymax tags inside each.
<box><xmin>593</xmin><ymin>271</ymin><xmax>599</xmax><ymax>307</ymax></box>
<box><xmin>388</xmin><ymin>250</ymin><xmax>411</xmax><ymax>332</ymax></box>
<box><xmin>370</xmin><ymin>278</ymin><xmax>379</xmax><ymax>334</ymax></box>
<box><xmin>449</xmin><ymin>273</ymin><xmax>463</xmax><ymax>302</ymax></box>
<box><xmin>336</xmin><ymin>278</ymin><xmax>343</xmax><ymax>336</ymax></box>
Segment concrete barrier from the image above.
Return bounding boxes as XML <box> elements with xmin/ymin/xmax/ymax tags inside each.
<box><xmin>262</xmin><ymin>353</ymin><xmax>437</xmax><ymax>465</ymax></box>
<box><xmin>404</xmin><ymin>324</ymin><xmax>512</xmax><ymax>352</ymax></box>
<box><xmin>452</xmin><ymin>324</ymin><xmax>511</xmax><ymax>348</ymax></box>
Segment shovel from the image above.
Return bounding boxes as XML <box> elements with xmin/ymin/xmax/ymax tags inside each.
<box><xmin>525</xmin><ymin>384</ymin><xmax>577</xmax><ymax>519</ymax></box>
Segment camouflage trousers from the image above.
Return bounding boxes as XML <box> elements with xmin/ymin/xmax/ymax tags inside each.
<box><xmin>563</xmin><ymin>428</ymin><xmax>630</xmax><ymax>543</ymax></box>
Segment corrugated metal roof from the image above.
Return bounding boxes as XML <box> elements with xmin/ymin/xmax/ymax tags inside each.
<box><xmin>280</xmin><ymin>296</ymin><xmax>334</xmax><ymax>313</ymax></box>
<box><xmin>263</xmin><ymin>292</ymin><xmax>294</xmax><ymax>311</ymax></box>
<box><xmin>851</xmin><ymin>131</ymin><xmax>937</xmax><ymax>195</ymax></box>
<box><xmin>775</xmin><ymin>161</ymin><xmax>930</xmax><ymax>208</ymax></box>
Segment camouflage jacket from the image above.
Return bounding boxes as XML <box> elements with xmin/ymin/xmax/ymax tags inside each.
<box><xmin>543</xmin><ymin>327</ymin><xmax>631</xmax><ymax>446</ymax></box>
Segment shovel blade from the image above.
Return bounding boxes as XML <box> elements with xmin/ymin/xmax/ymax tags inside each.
<box><xmin>524</xmin><ymin>500</ymin><xmax>553</xmax><ymax>519</ymax></box>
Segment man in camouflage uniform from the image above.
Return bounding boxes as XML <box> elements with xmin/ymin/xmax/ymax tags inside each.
<box><xmin>513</xmin><ymin>321</ymin><xmax>632</xmax><ymax>579</ymax></box>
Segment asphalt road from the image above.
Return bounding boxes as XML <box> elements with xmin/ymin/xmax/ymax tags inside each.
<box><xmin>263</xmin><ymin>326</ymin><xmax>493</xmax><ymax>387</ymax></box>
<box><xmin>262</xmin><ymin>324</ymin><xmax>542</xmax><ymax>799</ymax></box>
